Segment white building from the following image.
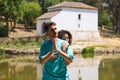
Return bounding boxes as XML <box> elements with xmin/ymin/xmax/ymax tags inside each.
<box><xmin>37</xmin><ymin>1</ymin><xmax>100</xmax><ymax>40</ymax></box>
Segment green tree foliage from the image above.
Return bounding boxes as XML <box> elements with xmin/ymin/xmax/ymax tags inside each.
<box><xmin>0</xmin><ymin>0</ymin><xmax>24</xmax><ymax>35</ymax></box>
<box><xmin>72</xmin><ymin>0</ymin><xmax>98</xmax><ymax>7</ymax></box>
<box><xmin>98</xmin><ymin>10</ymin><xmax>113</xmax><ymax>28</ymax></box>
<box><xmin>0</xmin><ymin>0</ymin><xmax>23</xmax><ymax>27</ymax></box>
<box><xmin>9</xmin><ymin>0</ymin><xmax>24</xmax><ymax>30</ymax></box>
<box><xmin>0</xmin><ymin>0</ymin><xmax>41</xmax><ymax>37</ymax></box>
<box><xmin>26</xmin><ymin>0</ymin><xmax>38</xmax><ymax>2</ymax></box>
<box><xmin>21</xmin><ymin>1</ymin><xmax>41</xmax><ymax>28</ymax></box>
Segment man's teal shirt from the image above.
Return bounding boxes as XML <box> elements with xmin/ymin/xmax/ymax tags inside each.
<box><xmin>39</xmin><ymin>38</ymin><xmax>74</xmax><ymax>80</ymax></box>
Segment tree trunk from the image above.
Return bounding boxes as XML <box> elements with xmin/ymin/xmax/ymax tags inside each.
<box><xmin>5</xmin><ymin>17</ymin><xmax>9</xmax><ymax>37</ymax></box>
<box><xmin>118</xmin><ymin>21</ymin><xmax>120</xmax><ymax>33</ymax></box>
<box><xmin>5</xmin><ymin>17</ymin><xmax>9</xmax><ymax>27</ymax></box>
<box><xmin>10</xmin><ymin>18</ymin><xmax>13</xmax><ymax>30</ymax></box>
<box><xmin>114</xmin><ymin>20</ymin><xmax>120</xmax><ymax>33</ymax></box>
<box><xmin>13</xmin><ymin>18</ymin><xmax>16</xmax><ymax>29</ymax></box>
<box><xmin>38</xmin><ymin>0</ymin><xmax>46</xmax><ymax>13</ymax></box>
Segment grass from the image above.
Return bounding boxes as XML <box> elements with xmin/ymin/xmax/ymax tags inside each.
<box><xmin>0</xmin><ymin>54</ymin><xmax>11</xmax><ymax>62</ymax></box>
<box><xmin>0</xmin><ymin>39</ymin><xmax>43</xmax><ymax>50</ymax></box>
<box><xmin>88</xmin><ymin>45</ymin><xmax>109</xmax><ymax>48</ymax></box>
<box><xmin>0</xmin><ymin>39</ymin><xmax>43</xmax><ymax>61</ymax></box>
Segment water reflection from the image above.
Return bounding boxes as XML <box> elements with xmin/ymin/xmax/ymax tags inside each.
<box><xmin>0</xmin><ymin>57</ymin><xmax>101</xmax><ymax>80</ymax></box>
<box><xmin>99</xmin><ymin>59</ymin><xmax>120</xmax><ymax>80</ymax></box>
<box><xmin>0</xmin><ymin>57</ymin><xmax>120</xmax><ymax>80</ymax></box>
<box><xmin>68</xmin><ymin>57</ymin><xmax>101</xmax><ymax>80</ymax></box>
<box><xmin>0</xmin><ymin>62</ymin><xmax>37</xmax><ymax>80</ymax></box>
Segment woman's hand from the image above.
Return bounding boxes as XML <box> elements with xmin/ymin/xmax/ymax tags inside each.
<box><xmin>49</xmin><ymin>54</ymin><xmax>58</xmax><ymax>60</ymax></box>
<box><xmin>62</xmin><ymin>41</ymin><xmax>67</xmax><ymax>52</ymax></box>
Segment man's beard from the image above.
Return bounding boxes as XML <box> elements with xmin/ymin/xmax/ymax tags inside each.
<box><xmin>52</xmin><ymin>33</ymin><xmax>58</xmax><ymax>38</ymax></box>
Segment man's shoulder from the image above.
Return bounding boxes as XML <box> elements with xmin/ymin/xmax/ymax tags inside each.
<box><xmin>42</xmin><ymin>40</ymin><xmax>51</xmax><ymax>46</ymax></box>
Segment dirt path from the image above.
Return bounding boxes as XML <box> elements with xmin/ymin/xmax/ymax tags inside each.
<box><xmin>9</xmin><ymin>28</ymin><xmax>36</xmax><ymax>37</ymax></box>
<box><xmin>101</xmin><ymin>37</ymin><xmax>120</xmax><ymax>47</ymax></box>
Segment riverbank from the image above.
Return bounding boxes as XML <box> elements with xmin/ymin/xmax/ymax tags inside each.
<box><xmin>1</xmin><ymin>27</ymin><xmax>120</xmax><ymax>62</ymax></box>
<box><xmin>1</xmin><ymin>46</ymin><xmax>120</xmax><ymax>55</ymax></box>
<box><xmin>1</xmin><ymin>51</ymin><xmax>120</xmax><ymax>63</ymax></box>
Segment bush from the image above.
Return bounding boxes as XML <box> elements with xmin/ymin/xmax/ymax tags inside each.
<box><xmin>0</xmin><ymin>25</ymin><xmax>8</xmax><ymax>37</ymax></box>
<box><xmin>0</xmin><ymin>47</ymin><xmax>6</xmax><ymax>54</ymax></box>
<box><xmin>82</xmin><ymin>47</ymin><xmax>95</xmax><ymax>58</ymax></box>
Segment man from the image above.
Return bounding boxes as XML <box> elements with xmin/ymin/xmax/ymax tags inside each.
<box><xmin>39</xmin><ymin>22</ymin><xmax>74</xmax><ymax>80</ymax></box>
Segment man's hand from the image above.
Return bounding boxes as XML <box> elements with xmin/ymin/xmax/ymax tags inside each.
<box><xmin>52</xmin><ymin>38</ymin><xmax>59</xmax><ymax>51</ymax></box>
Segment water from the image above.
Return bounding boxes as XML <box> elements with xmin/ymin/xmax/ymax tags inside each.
<box><xmin>0</xmin><ymin>57</ymin><xmax>120</xmax><ymax>80</ymax></box>
<box><xmin>0</xmin><ymin>62</ymin><xmax>37</xmax><ymax>80</ymax></box>
<box><xmin>67</xmin><ymin>57</ymin><xmax>101</xmax><ymax>80</ymax></box>
<box><xmin>99</xmin><ymin>58</ymin><xmax>120</xmax><ymax>80</ymax></box>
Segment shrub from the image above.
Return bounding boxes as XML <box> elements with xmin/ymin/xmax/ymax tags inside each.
<box><xmin>0</xmin><ymin>47</ymin><xmax>6</xmax><ymax>54</ymax></box>
<box><xmin>0</xmin><ymin>25</ymin><xmax>8</xmax><ymax>37</ymax></box>
<box><xmin>82</xmin><ymin>47</ymin><xmax>95</xmax><ymax>58</ymax></box>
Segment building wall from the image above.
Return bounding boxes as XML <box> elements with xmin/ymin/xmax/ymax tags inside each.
<box><xmin>70</xmin><ymin>30</ymin><xmax>100</xmax><ymax>40</ymax></box>
<box><xmin>51</xmin><ymin>8</ymin><xmax>98</xmax><ymax>31</ymax></box>
<box><xmin>37</xmin><ymin>7</ymin><xmax>100</xmax><ymax>40</ymax></box>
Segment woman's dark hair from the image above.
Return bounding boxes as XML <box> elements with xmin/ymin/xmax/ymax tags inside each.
<box><xmin>58</xmin><ymin>30</ymin><xmax>72</xmax><ymax>45</ymax></box>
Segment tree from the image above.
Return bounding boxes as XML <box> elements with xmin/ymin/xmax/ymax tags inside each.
<box><xmin>22</xmin><ymin>1</ymin><xmax>41</xmax><ymax>28</ymax></box>
<box><xmin>0</xmin><ymin>0</ymin><xmax>23</xmax><ymax>30</ymax></box>
<box><xmin>72</xmin><ymin>0</ymin><xmax>98</xmax><ymax>7</ymax></box>
<box><xmin>38</xmin><ymin>0</ymin><xmax>73</xmax><ymax>13</ymax></box>
<box><xmin>101</xmin><ymin>0</ymin><xmax>120</xmax><ymax>33</ymax></box>
<box><xmin>9</xmin><ymin>0</ymin><xmax>23</xmax><ymax>30</ymax></box>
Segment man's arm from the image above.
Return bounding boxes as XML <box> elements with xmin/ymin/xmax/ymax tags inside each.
<box><xmin>39</xmin><ymin>51</ymin><xmax>52</xmax><ymax>65</ymax></box>
<box><xmin>39</xmin><ymin>42</ymin><xmax>54</xmax><ymax>65</ymax></box>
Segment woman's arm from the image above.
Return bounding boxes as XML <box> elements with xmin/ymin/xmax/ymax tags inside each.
<box><xmin>56</xmin><ymin>49</ymin><xmax>73</xmax><ymax>64</ymax></box>
<box><xmin>53</xmin><ymin>41</ymin><xmax>73</xmax><ymax>65</ymax></box>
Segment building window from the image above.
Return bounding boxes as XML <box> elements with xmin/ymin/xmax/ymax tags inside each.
<box><xmin>78</xmin><ymin>14</ymin><xmax>81</xmax><ymax>20</ymax></box>
<box><xmin>78</xmin><ymin>24</ymin><xmax>80</xmax><ymax>28</ymax></box>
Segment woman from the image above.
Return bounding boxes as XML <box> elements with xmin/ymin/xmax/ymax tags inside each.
<box><xmin>58</xmin><ymin>30</ymin><xmax>72</xmax><ymax>45</ymax></box>
<box><xmin>58</xmin><ymin>30</ymin><xmax>72</xmax><ymax>55</ymax></box>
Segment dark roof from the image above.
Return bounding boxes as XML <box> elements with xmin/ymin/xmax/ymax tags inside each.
<box><xmin>37</xmin><ymin>11</ymin><xmax>61</xmax><ymax>20</ymax></box>
<box><xmin>48</xmin><ymin>1</ymin><xmax>98</xmax><ymax>10</ymax></box>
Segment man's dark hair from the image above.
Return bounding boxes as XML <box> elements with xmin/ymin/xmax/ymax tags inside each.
<box><xmin>43</xmin><ymin>22</ymin><xmax>56</xmax><ymax>32</ymax></box>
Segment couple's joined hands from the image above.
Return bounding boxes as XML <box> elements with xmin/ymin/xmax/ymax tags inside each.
<box><xmin>49</xmin><ymin>54</ymin><xmax>58</xmax><ymax>60</ymax></box>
